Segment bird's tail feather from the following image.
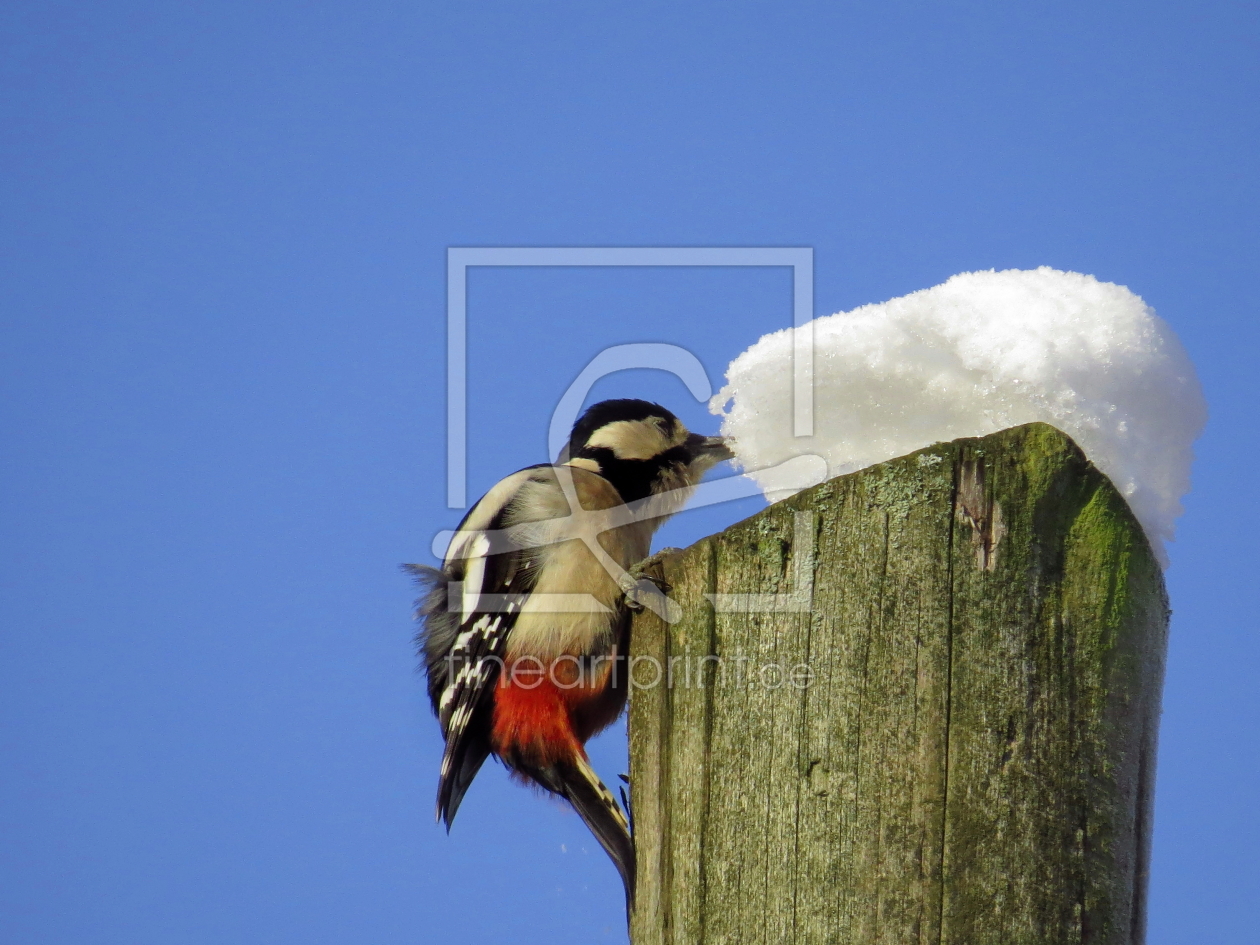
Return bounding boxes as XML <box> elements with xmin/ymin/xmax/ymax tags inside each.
<box><xmin>533</xmin><ymin>755</ymin><xmax>635</xmax><ymax>920</ymax></box>
<box><xmin>436</xmin><ymin>734</ymin><xmax>491</xmax><ymax>829</ymax></box>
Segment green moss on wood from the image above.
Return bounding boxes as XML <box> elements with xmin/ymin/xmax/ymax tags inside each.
<box><xmin>629</xmin><ymin>423</ymin><xmax>1167</xmax><ymax>945</ymax></box>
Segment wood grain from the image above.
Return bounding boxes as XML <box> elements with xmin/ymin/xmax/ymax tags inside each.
<box><xmin>629</xmin><ymin>423</ymin><xmax>1167</xmax><ymax>945</ymax></box>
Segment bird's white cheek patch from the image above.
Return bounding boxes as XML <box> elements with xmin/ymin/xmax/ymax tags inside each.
<box><xmin>585</xmin><ymin>420</ymin><xmax>672</xmax><ymax>460</ymax></box>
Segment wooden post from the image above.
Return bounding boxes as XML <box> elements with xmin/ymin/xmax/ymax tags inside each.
<box><xmin>628</xmin><ymin>423</ymin><xmax>1167</xmax><ymax>945</ymax></box>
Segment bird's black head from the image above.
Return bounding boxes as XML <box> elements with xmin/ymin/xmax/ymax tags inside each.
<box><xmin>563</xmin><ymin>398</ymin><xmax>733</xmax><ymax>503</ymax></box>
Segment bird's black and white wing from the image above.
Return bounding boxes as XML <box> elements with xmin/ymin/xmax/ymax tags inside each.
<box><xmin>407</xmin><ymin>467</ymin><xmax>545</xmax><ymax>828</ymax></box>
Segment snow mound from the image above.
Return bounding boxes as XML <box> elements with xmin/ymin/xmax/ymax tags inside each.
<box><xmin>710</xmin><ymin>267</ymin><xmax>1205</xmax><ymax>565</ymax></box>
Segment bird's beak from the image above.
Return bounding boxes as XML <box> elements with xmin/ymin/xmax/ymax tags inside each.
<box><xmin>688</xmin><ymin>433</ymin><xmax>734</xmax><ymax>462</ymax></box>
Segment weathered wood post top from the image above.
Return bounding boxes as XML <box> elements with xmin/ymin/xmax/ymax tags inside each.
<box><xmin>630</xmin><ymin>422</ymin><xmax>1167</xmax><ymax>945</ymax></box>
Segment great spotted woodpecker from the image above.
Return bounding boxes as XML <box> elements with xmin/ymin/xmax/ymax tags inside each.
<box><xmin>408</xmin><ymin>399</ymin><xmax>732</xmax><ymax>914</ymax></box>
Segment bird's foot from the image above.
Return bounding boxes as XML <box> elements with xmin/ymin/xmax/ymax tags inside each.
<box><xmin>620</xmin><ymin>551</ymin><xmax>683</xmax><ymax>622</ymax></box>
<box><xmin>622</xmin><ymin>579</ymin><xmax>663</xmax><ymax>612</ymax></box>
<box><xmin>621</xmin><ymin>567</ymin><xmax>669</xmax><ymax>612</ymax></box>
<box><xmin>622</xmin><ymin>548</ymin><xmax>679</xmax><ymax>605</ymax></box>
<box><xmin>634</xmin><ymin>547</ymin><xmax>682</xmax><ymax>577</ymax></box>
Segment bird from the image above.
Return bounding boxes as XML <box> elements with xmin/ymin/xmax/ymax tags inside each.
<box><xmin>406</xmin><ymin>398</ymin><xmax>732</xmax><ymax>916</ymax></box>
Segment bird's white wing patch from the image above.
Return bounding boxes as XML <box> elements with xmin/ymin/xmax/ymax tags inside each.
<box><xmin>458</xmin><ymin>534</ymin><xmax>492</xmax><ymax>622</ymax></box>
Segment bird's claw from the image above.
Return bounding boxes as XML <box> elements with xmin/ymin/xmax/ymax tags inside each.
<box><xmin>623</xmin><ymin>577</ymin><xmax>667</xmax><ymax>612</ymax></box>
<box><xmin>618</xmin><ymin>775</ymin><xmax>634</xmax><ymax>837</ymax></box>
<box><xmin>620</xmin><ymin>551</ymin><xmax>684</xmax><ymax>623</ymax></box>
<box><xmin>630</xmin><ymin>548</ymin><xmax>680</xmax><ymax>586</ymax></box>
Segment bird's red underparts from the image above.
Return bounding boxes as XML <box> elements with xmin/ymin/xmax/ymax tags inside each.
<box><xmin>491</xmin><ymin>655</ymin><xmax>624</xmax><ymax>768</ymax></box>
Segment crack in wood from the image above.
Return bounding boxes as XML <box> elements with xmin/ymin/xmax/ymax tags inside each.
<box><xmin>955</xmin><ymin>457</ymin><xmax>1006</xmax><ymax>571</ymax></box>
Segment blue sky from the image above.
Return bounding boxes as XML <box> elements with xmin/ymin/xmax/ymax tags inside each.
<box><xmin>2</xmin><ymin>2</ymin><xmax>1257</xmax><ymax>942</ymax></box>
